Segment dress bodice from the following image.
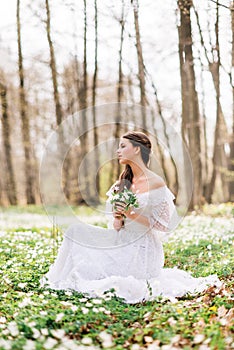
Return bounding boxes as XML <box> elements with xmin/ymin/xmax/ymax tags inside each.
<box><xmin>106</xmin><ymin>185</ymin><xmax>178</xmax><ymax>242</ymax></box>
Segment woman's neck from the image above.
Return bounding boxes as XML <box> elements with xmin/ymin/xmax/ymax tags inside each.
<box><xmin>130</xmin><ymin>162</ymin><xmax>147</xmax><ymax>179</ymax></box>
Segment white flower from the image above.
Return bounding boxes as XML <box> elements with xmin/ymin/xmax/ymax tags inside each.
<box><xmin>7</xmin><ymin>321</ymin><xmax>19</xmax><ymax>337</ymax></box>
<box><xmin>19</xmin><ymin>297</ymin><xmax>33</xmax><ymax>308</ymax></box>
<box><xmin>0</xmin><ymin>316</ymin><xmax>6</xmax><ymax>323</ymax></box>
<box><xmin>71</xmin><ymin>305</ymin><xmax>78</xmax><ymax>312</ymax></box>
<box><xmin>18</xmin><ymin>282</ymin><xmax>27</xmax><ymax>288</ymax></box>
<box><xmin>41</xmin><ymin>328</ymin><xmax>49</xmax><ymax>336</ymax></box>
<box><xmin>51</xmin><ymin>329</ymin><xmax>65</xmax><ymax>339</ymax></box>
<box><xmin>98</xmin><ymin>307</ymin><xmax>106</xmax><ymax>312</ymax></box>
<box><xmin>193</xmin><ymin>334</ymin><xmax>205</xmax><ymax>344</ymax></box>
<box><xmin>32</xmin><ymin>328</ymin><xmax>41</xmax><ymax>339</ymax></box>
<box><xmin>85</xmin><ymin>302</ymin><xmax>93</xmax><ymax>308</ymax></box>
<box><xmin>81</xmin><ymin>307</ymin><xmax>89</xmax><ymax>315</ymax></box>
<box><xmin>92</xmin><ymin>307</ymin><xmax>99</xmax><ymax>313</ymax></box>
<box><xmin>4</xmin><ymin>278</ymin><xmax>12</xmax><ymax>284</ymax></box>
<box><xmin>39</xmin><ymin>311</ymin><xmax>48</xmax><ymax>316</ymax></box>
<box><xmin>43</xmin><ymin>337</ymin><xmax>58</xmax><ymax>349</ymax></box>
<box><xmin>81</xmin><ymin>337</ymin><xmax>93</xmax><ymax>345</ymax></box>
<box><xmin>60</xmin><ymin>301</ymin><xmax>73</xmax><ymax>307</ymax></box>
<box><xmin>55</xmin><ymin>313</ymin><xmax>64</xmax><ymax>322</ymax></box>
<box><xmin>0</xmin><ymin>339</ymin><xmax>12</xmax><ymax>350</ymax></box>
<box><xmin>99</xmin><ymin>330</ymin><xmax>114</xmax><ymax>347</ymax></box>
<box><xmin>23</xmin><ymin>339</ymin><xmax>36</xmax><ymax>350</ymax></box>
<box><xmin>131</xmin><ymin>344</ymin><xmax>140</xmax><ymax>350</ymax></box>
<box><xmin>92</xmin><ymin>298</ymin><xmax>102</xmax><ymax>304</ymax></box>
<box><xmin>79</xmin><ymin>298</ymin><xmax>88</xmax><ymax>302</ymax></box>
<box><xmin>65</xmin><ymin>291</ymin><xmax>73</xmax><ymax>296</ymax></box>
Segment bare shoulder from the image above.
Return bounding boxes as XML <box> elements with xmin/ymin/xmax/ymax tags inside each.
<box><xmin>146</xmin><ymin>171</ymin><xmax>166</xmax><ymax>190</ymax></box>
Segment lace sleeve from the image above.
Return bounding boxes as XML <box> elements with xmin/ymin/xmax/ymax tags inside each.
<box><xmin>149</xmin><ymin>200</ymin><xmax>170</xmax><ymax>232</ymax></box>
<box><xmin>148</xmin><ymin>187</ymin><xmax>178</xmax><ymax>242</ymax></box>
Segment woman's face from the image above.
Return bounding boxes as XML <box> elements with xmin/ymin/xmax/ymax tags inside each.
<box><xmin>117</xmin><ymin>138</ymin><xmax>138</xmax><ymax>164</ymax></box>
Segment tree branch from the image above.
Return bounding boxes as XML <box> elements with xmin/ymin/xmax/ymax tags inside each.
<box><xmin>208</xmin><ymin>0</ymin><xmax>233</xmax><ymax>10</ymax></box>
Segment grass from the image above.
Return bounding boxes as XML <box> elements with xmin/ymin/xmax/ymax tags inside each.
<box><xmin>0</xmin><ymin>204</ymin><xmax>233</xmax><ymax>350</ymax></box>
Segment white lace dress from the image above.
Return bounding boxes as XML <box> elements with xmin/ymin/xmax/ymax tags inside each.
<box><xmin>40</xmin><ymin>186</ymin><xmax>221</xmax><ymax>303</ymax></box>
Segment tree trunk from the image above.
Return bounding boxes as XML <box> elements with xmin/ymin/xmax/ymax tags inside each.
<box><xmin>0</xmin><ymin>82</ymin><xmax>17</xmax><ymax>205</ymax></box>
<box><xmin>178</xmin><ymin>0</ymin><xmax>202</xmax><ymax>209</ymax></box>
<box><xmin>92</xmin><ymin>0</ymin><xmax>100</xmax><ymax>199</ymax></box>
<box><xmin>193</xmin><ymin>3</ymin><xmax>229</xmax><ymax>202</ymax></box>
<box><xmin>109</xmin><ymin>0</ymin><xmax>125</xmax><ymax>184</ymax></box>
<box><xmin>228</xmin><ymin>1</ymin><xmax>234</xmax><ymax>201</ymax></box>
<box><xmin>17</xmin><ymin>0</ymin><xmax>36</xmax><ymax>204</ymax></box>
<box><xmin>206</xmin><ymin>3</ymin><xmax>229</xmax><ymax>202</ymax></box>
<box><xmin>131</xmin><ymin>0</ymin><xmax>147</xmax><ymax>129</ymax></box>
<box><xmin>79</xmin><ymin>0</ymin><xmax>90</xmax><ymax>200</ymax></box>
<box><xmin>45</xmin><ymin>0</ymin><xmax>63</xmax><ymax>126</ymax></box>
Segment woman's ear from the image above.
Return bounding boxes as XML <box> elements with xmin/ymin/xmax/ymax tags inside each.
<box><xmin>134</xmin><ymin>146</ymin><xmax>140</xmax><ymax>154</ymax></box>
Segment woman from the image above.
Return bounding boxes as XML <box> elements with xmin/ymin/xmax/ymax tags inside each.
<box><xmin>40</xmin><ymin>131</ymin><xmax>220</xmax><ymax>303</ymax></box>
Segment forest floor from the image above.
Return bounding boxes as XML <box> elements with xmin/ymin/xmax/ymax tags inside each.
<box><xmin>0</xmin><ymin>204</ymin><xmax>233</xmax><ymax>350</ymax></box>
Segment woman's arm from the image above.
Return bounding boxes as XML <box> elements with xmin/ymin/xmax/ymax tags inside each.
<box><xmin>113</xmin><ymin>203</ymin><xmax>150</xmax><ymax>228</ymax></box>
<box><xmin>114</xmin><ymin>202</ymin><xmax>169</xmax><ymax>231</ymax></box>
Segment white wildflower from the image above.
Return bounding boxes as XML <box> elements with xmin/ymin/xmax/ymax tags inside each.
<box><xmin>71</xmin><ymin>305</ymin><xmax>78</xmax><ymax>312</ymax></box>
<box><xmin>79</xmin><ymin>297</ymin><xmax>88</xmax><ymax>302</ymax></box>
<box><xmin>0</xmin><ymin>316</ymin><xmax>6</xmax><ymax>323</ymax></box>
<box><xmin>43</xmin><ymin>337</ymin><xmax>58</xmax><ymax>349</ymax></box>
<box><xmin>131</xmin><ymin>345</ymin><xmax>140</xmax><ymax>350</ymax></box>
<box><xmin>55</xmin><ymin>313</ymin><xmax>65</xmax><ymax>322</ymax></box>
<box><xmin>23</xmin><ymin>339</ymin><xmax>36</xmax><ymax>350</ymax></box>
<box><xmin>92</xmin><ymin>299</ymin><xmax>102</xmax><ymax>305</ymax></box>
<box><xmin>85</xmin><ymin>302</ymin><xmax>93</xmax><ymax>308</ymax></box>
<box><xmin>19</xmin><ymin>297</ymin><xmax>33</xmax><ymax>308</ymax></box>
<box><xmin>7</xmin><ymin>321</ymin><xmax>19</xmax><ymax>337</ymax></box>
<box><xmin>39</xmin><ymin>311</ymin><xmax>48</xmax><ymax>316</ymax></box>
<box><xmin>81</xmin><ymin>307</ymin><xmax>89</xmax><ymax>315</ymax></box>
<box><xmin>81</xmin><ymin>337</ymin><xmax>93</xmax><ymax>345</ymax></box>
<box><xmin>98</xmin><ymin>307</ymin><xmax>106</xmax><ymax>312</ymax></box>
<box><xmin>193</xmin><ymin>334</ymin><xmax>205</xmax><ymax>344</ymax></box>
<box><xmin>51</xmin><ymin>329</ymin><xmax>65</xmax><ymax>339</ymax></box>
<box><xmin>0</xmin><ymin>339</ymin><xmax>12</xmax><ymax>350</ymax></box>
<box><xmin>18</xmin><ymin>282</ymin><xmax>27</xmax><ymax>288</ymax></box>
<box><xmin>32</xmin><ymin>328</ymin><xmax>41</xmax><ymax>339</ymax></box>
<box><xmin>41</xmin><ymin>328</ymin><xmax>49</xmax><ymax>336</ymax></box>
<box><xmin>92</xmin><ymin>307</ymin><xmax>99</xmax><ymax>313</ymax></box>
<box><xmin>65</xmin><ymin>291</ymin><xmax>73</xmax><ymax>296</ymax></box>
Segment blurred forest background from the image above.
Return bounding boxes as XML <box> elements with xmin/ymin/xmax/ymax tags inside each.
<box><xmin>0</xmin><ymin>0</ymin><xmax>233</xmax><ymax>210</ymax></box>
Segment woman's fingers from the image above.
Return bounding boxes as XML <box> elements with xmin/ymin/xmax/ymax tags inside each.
<box><xmin>115</xmin><ymin>202</ymin><xmax>126</xmax><ymax>212</ymax></box>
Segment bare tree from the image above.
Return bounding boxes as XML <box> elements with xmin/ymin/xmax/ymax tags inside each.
<box><xmin>131</xmin><ymin>0</ymin><xmax>148</xmax><ymax>129</ymax></box>
<box><xmin>79</xmin><ymin>0</ymin><xmax>91</xmax><ymax>200</ymax></box>
<box><xmin>45</xmin><ymin>0</ymin><xmax>63</xmax><ymax>126</ymax></box>
<box><xmin>110</xmin><ymin>0</ymin><xmax>126</xmax><ymax>185</ymax></box>
<box><xmin>92</xmin><ymin>0</ymin><xmax>100</xmax><ymax>198</ymax></box>
<box><xmin>17</xmin><ymin>0</ymin><xmax>36</xmax><ymax>204</ymax></box>
<box><xmin>228</xmin><ymin>0</ymin><xmax>234</xmax><ymax>201</ymax></box>
<box><xmin>193</xmin><ymin>2</ymin><xmax>229</xmax><ymax>202</ymax></box>
<box><xmin>0</xmin><ymin>81</ymin><xmax>17</xmax><ymax>204</ymax></box>
<box><xmin>177</xmin><ymin>0</ymin><xmax>203</xmax><ymax>208</ymax></box>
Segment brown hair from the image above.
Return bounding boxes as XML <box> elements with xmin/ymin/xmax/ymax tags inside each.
<box><xmin>117</xmin><ymin>131</ymin><xmax>152</xmax><ymax>192</ymax></box>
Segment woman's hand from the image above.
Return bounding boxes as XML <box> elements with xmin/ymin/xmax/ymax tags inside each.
<box><xmin>113</xmin><ymin>218</ymin><xmax>124</xmax><ymax>231</ymax></box>
<box><xmin>113</xmin><ymin>201</ymin><xmax>126</xmax><ymax>218</ymax></box>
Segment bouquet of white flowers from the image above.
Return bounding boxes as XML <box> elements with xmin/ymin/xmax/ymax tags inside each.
<box><xmin>109</xmin><ymin>185</ymin><xmax>139</xmax><ymax>213</ymax></box>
